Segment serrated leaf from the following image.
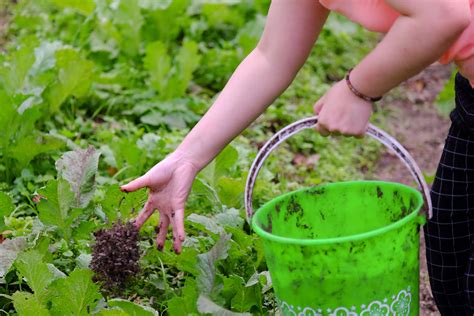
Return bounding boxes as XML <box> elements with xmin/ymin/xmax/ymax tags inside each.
<box><xmin>143</xmin><ymin>41</ymin><xmax>171</xmax><ymax>93</ymax></box>
<box><xmin>165</xmin><ymin>40</ymin><xmax>201</xmax><ymax>99</ymax></box>
<box><xmin>15</xmin><ymin>250</ymin><xmax>55</xmax><ymax>301</ymax></box>
<box><xmin>55</xmin><ymin>146</ymin><xmax>100</xmax><ymax>209</ymax></box>
<box><xmin>196</xmin><ymin>233</ymin><xmax>231</xmax><ymax>295</ymax></box>
<box><xmin>48</xmin><ymin>269</ymin><xmax>102</xmax><ymax>315</ymax></box>
<box><xmin>197</xmin><ymin>295</ymin><xmax>251</xmax><ymax>316</ymax></box>
<box><xmin>107</xmin><ymin>298</ymin><xmax>159</xmax><ymax>316</ymax></box>
<box><xmin>0</xmin><ymin>237</ymin><xmax>27</xmax><ymax>281</ymax></box>
<box><xmin>12</xmin><ymin>291</ymin><xmax>50</xmax><ymax>316</ymax></box>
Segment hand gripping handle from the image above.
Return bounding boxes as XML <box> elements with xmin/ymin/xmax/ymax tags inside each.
<box><xmin>244</xmin><ymin>116</ymin><xmax>432</xmax><ymax>221</ymax></box>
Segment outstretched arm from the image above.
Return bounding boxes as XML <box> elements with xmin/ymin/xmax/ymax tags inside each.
<box><xmin>315</xmin><ymin>0</ymin><xmax>470</xmax><ymax>137</ymax></box>
<box><xmin>121</xmin><ymin>0</ymin><xmax>329</xmax><ymax>253</ymax></box>
<box><xmin>177</xmin><ymin>0</ymin><xmax>329</xmax><ymax>169</ymax></box>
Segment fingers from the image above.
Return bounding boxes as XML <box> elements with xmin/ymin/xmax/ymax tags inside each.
<box><xmin>121</xmin><ymin>174</ymin><xmax>149</xmax><ymax>193</ymax></box>
<box><xmin>134</xmin><ymin>201</ymin><xmax>155</xmax><ymax>229</ymax></box>
<box><xmin>315</xmin><ymin>123</ymin><xmax>330</xmax><ymax>137</ymax></box>
<box><xmin>156</xmin><ymin>214</ymin><xmax>170</xmax><ymax>251</ymax></box>
<box><xmin>170</xmin><ymin>209</ymin><xmax>185</xmax><ymax>254</ymax></box>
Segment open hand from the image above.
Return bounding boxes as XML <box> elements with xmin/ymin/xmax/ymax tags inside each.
<box><xmin>314</xmin><ymin>80</ymin><xmax>373</xmax><ymax>138</ymax></box>
<box><xmin>120</xmin><ymin>151</ymin><xmax>199</xmax><ymax>254</ymax></box>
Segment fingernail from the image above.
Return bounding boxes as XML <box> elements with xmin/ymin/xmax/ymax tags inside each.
<box><xmin>157</xmin><ymin>244</ymin><xmax>163</xmax><ymax>251</ymax></box>
<box><xmin>120</xmin><ymin>187</ymin><xmax>129</xmax><ymax>193</ymax></box>
<box><xmin>174</xmin><ymin>247</ymin><xmax>180</xmax><ymax>254</ymax></box>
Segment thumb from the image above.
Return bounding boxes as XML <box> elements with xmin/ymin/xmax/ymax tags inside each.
<box><xmin>313</xmin><ymin>99</ymin><xmax>324</xmax><ymax>115</ymax></box>
<box><xmin>121</xmin><ymin>174</ymin><xmax>149</xmax><ymax>193</ymax></box>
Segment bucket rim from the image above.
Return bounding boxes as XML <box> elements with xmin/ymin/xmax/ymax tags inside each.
<box><xmin>251</xmin><ymin>180</ymin><xmax>424</xmax><ymax>245</ymax></box>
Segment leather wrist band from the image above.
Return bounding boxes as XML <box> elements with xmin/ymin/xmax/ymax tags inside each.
<box><xmin>345</xmin><ymin>68</ymin><xmax>382</xmax><ymax>102</ymax></box>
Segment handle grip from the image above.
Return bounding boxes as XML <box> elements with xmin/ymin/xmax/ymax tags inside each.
<box><xmin>244</xmin><ymin>116</ymin><xmax>432</xmax><ymax>221</ymax></box>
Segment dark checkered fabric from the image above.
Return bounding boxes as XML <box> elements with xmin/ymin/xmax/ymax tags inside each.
<box><xmin>424</xmin><ymin>73</ymin><xmax>474</xmax><ymax>315</ymax></box>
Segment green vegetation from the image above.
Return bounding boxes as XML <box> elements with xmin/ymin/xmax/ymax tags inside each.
<box><xmin>0</xmin><ymin>1</ymin><xmax>382</xmax><ymax>315</ymax></box>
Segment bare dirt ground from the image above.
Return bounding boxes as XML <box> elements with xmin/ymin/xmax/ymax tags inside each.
<box><xmin>373</xmin><ymin>63</ymin><xmax>453</xmax><ymax>315</ymax></box>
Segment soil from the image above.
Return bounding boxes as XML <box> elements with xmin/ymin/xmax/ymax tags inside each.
<box><xmin>90</xmin><ymin>221</ymin><xmax>141</xmax><ymax>295</ymax></box>
<box><xmin>372</xmin><ymin>63</ymin><xmax>453</xmax><ymax>316</ymax></box>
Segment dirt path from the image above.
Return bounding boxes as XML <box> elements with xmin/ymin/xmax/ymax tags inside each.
<box><xmin>373</xmin><ymin>63</ymin><xmax>453</xmax><ymax>315</ymax></box>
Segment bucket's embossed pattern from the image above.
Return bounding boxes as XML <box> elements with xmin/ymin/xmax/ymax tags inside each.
<box><xmin>276</xmin><ymin>287</ymin><xmax>412</xmax><ymax>316</ymax></box>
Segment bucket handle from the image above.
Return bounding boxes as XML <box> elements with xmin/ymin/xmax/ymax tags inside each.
<box><xmin>244</xmin><ymin>116</ymin><xmax>432</xmax><ymax>221</ymax></box>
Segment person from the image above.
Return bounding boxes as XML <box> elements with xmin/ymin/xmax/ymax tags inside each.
<box><xmin>120</xmin><ymin>1</ymin><xmax>474</xmax><ymax>314</ymax></box>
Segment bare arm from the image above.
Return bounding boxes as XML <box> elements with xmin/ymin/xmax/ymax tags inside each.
<box><xmin>316</xmin><ymin>0</ymin><xmax>470</xmax><ymax>137</ymax></box>
<box><xmin>352</xmin><ymin>0</ymin><xmax>470</xmax><ymax>97</ymax></box>
<box><xmin>122</xmin><ymin>0</ymin><xmax>329</xmax><ymax>253</ymax></box>
<box><xmin>177</xmin><ymin>0</ymin><xmax>329</xmax><ymax>169</ymax></box>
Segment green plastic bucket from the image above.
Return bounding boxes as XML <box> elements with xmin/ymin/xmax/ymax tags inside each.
<box><xmin>244</xmin><ymin>117</ymin><xmax>432</xmax><ymax>316</ymax></box>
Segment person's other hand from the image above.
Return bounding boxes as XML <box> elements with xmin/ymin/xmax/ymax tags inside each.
<box><xmin>314</xmin><ymin>80</ymin><xmax>373</xmax><ymax>138</ymax></box>
<box><xmin>120</xmin><ymin>151</ymin><xmax>199</xmax><ymax>254</ymax></box>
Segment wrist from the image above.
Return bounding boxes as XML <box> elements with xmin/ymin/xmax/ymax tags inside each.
<box><xmin>345</xmin><ymin>68</ymin><xmax>382</xmax><ymax>103</ymax></box>
<box><xmin>171</xmin><ymin>146</ymin><xmax>208</xmax><ymax>172</ymax></box>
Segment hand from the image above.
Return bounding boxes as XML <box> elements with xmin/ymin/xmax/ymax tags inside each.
<box><xmin>314</xmin><ymin>80</ymin><xmax>373</xmax><ymax>138</ymax></box>
<box><xmin>120</xmin><ymin>151</ymin><xmax>199</xmax><ymax>254</ymax></box>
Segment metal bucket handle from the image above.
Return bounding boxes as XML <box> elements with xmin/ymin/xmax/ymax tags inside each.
<box><xmin>244</xmin><ymin>116</ymin><xmax>432</xmax><ymax>222</ymax></box>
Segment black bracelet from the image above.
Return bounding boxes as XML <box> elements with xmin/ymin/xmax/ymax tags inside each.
<box><xmin>345</xmin><ymin>68</ymin><xmax>383</xmax><ymax>102</ymax></box>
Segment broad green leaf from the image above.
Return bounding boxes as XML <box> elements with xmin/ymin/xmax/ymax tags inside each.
<box><xmin>217</xmin><ymin>177</ymin><xmax>244</xmax><ymax>208</ymax></box>
<box><xmin>201</xmin><ymin>145</ymin><xmax>238</xmax><ymax>187</ymax></box>
<box><xmin>109</xmin><ymin>137</ymin><xmax>147</xmax><ymax>178</ymax></box>
<box><xmin>8</xmin><ymin>133</ymin><xmax>65</xmax><ymax>170</ymax></box>
<box><xmin>37</xmin><ymin>179</ymin><xmax>75</xmax><ymax>236</ymax></box>
<box><xmin>107</xmin><ymin>298</ymin><xmax>159</xmax><ymax>316</ymax></box>
<box><xmin>167</xmin><ymin>278</ymin><xmax>199</xmax><ymax>315</ymax></box>
<box><xmin>196</xmin><ymin>233</ymin><xmax>231</xmax><ymax>295</ymax></box>
<box><xmin>101</xmin><ymin>184</ymin><xmax>147</xmax><ymax>222</ymax></box>
<box><xmin>75</xmin><ymin>253</ymin><xmax>92</xmax><ymax>269</ymax></box>
<box><xmin>52</xmin><ymin>0</ymin><xmax>95</xmax><ymax>15</ymax></box>
<box><xmin>230</xmin><ymin>283</ymin><xmax>259</xmax><ymax>312</ymax></box>
<box><xmin>188</xmin><ymin>208</ymin><xmax>243</xmax><ymax>234</ymax></box>
<box><xmin>143</xmin><ymin>41</ymin><xmax>171</xmax><ymax>93</ymax></box>
<box><xmin>12</xmin><ymin>291</ymin><xmax>50</xmax><ymax>316</ymax></box>
<box><xmin>14</xmin><ymin>250</ymin><xmax>55</xmax><ymax>301</ymax></box>
<box><xmin>55</xmin><ymin>146</ymin><xmax>100</xmax><ymax>209</ymax></box>
<box><xmin>197</xmin><ymin>295</ymin><xmax>251</xmax><ymax>316</ymax></box>
<box><xmin>0</xmin><ymin>237</ymin><xmax>27</xmax><ymax>281</ymax></box>
<box><xmin>44</xmin><ymin>49</ymin><xmax>94</xmax><ymax>112</ymax></box>
<box><xmin>29</xmin><ymin>41</ymin><xmax>63</xmax><ymax>77</ymax></box>
<box><xmin>48</xmin><ymin>269</ymin><xmax>101</xmax><ymax>316</ymax></box>
<box><xmin>95</xmin><ymin>308</ymin><xmax>128</xmax><ymax>316</ymax></box>
<box><xmin>0</xmin><ymin>36</ymin><xmax>37</xmax><ymax>95</ymax></box>
<box><xmin>221</xmin><ymin>275</ymin><xmax>245</xmax><ymax>303</ymax></box>
<box><xmin>0</xmin><ymin>191</ymin><xmax>14</xmax><ymax>230</ymax></box>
